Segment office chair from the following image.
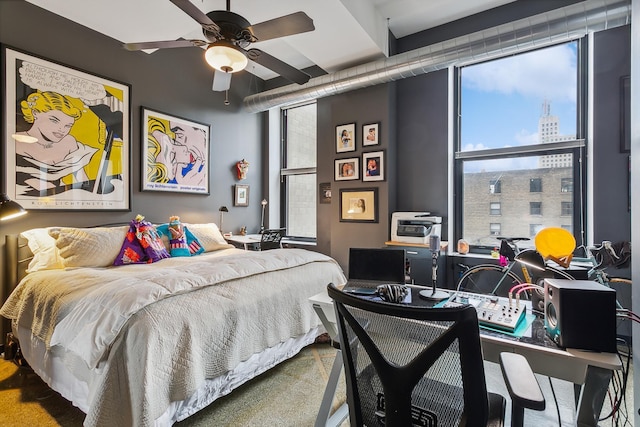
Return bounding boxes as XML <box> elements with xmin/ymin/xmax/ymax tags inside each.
<box><xmin>327</xmin><ymin>283</ymin><xmax>545</xmax><ymax>427</ymax></box>
<box><xmin>259</xmin><ymin>228</ymin><xmax>285</xmax><ymax>250</ymax></box>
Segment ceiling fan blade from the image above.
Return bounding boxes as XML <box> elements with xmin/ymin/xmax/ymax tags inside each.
<box><xmin>246</xmin><ymin>48</ymin><xmax>310</xmax><ymax>85</ymax></box>
<box><xmin>250</xmin><ymin>12</ymin><xmax>315</xmax><ymax>42</ymax></box>
<box><xmin>212</xmin><ymin>70</ymin><xmax>232</xmax><ymax>92</ymax></box>
<box><xmin>123</xmin><ymin>39</ymin><xmax>207</xmax><ymax>51</ymax></box>
<box><xmin>170</xmin><ymin>0</ymin><xmax>222</xmax><ymax>36</ymax></box>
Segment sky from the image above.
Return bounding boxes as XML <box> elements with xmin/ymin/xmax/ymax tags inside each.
<box><xmin>460</xmin><ymin>41</ymin><xmax>578</xmax><ymax>153</ymax></box>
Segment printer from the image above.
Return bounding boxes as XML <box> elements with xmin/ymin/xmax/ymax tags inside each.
<box><xmin>391</xmin><ymin>212</ymin><xmax>442</xmax><ymax>245</ymax></box>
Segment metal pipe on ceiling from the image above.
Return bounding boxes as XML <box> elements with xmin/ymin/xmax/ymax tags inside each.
<box><xmin>243</xmin><ymin>0</ymin><xmax>630</xmax><ymax>113</ymax></box>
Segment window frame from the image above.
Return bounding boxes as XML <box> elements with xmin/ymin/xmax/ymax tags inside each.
<box><xmin>280</xmin><ymin>102</ymin><xmax>318</xmax><ymax>241</ymax></box>
<box><xmin>452</xmin><ymin>39</ymin><xmax>587</xmax><ymax>251</ymax></box>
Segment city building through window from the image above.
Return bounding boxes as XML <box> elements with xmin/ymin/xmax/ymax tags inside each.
<box><xmin>455</xmin><ymin>40</ymin><xmax>584</xmax><ymax>250</ymax></box>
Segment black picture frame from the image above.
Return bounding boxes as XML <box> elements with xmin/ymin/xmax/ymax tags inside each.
<box><xmin>620</xmin><ymin>75</ymin><xmax>630</xmax><ymax>153</ymax></box>
<box><xmin>339</xmin><ymin>188</ymin><xmax>378</xmax><ymax>223</ymax></box>
<box><xmin>3</xmin><ymin>45</ymin><xmax>131</xmax><ymax>211</ymax></box>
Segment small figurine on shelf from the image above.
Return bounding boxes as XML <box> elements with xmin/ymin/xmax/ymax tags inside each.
<box><xmin>236</xmin><ymin>159</ymin><xmax>249</xmax><ymax>180</ymax></box>
<box><xmin>240</xmin><ymin>226</ymin><xmax>247</xmax><ymax>236</ymax></box>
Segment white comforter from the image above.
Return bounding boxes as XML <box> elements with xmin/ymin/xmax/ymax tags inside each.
<box><xmin>1</xmin><ymin>248</ymin><xmax>346</xmax><ymax>426</ymax></box>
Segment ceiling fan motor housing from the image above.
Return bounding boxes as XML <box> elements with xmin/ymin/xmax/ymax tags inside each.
<box><xmin>204</xmin><ymin>11</ymin><xmax>255</xmax><ymax>47</ymax></box>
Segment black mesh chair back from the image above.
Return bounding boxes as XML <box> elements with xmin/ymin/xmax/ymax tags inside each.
<box><xmin>328</xmin><ymin>282</ymin><xmax>506</xmax><ymax>427</ymax></box>
<box><xmin>260</xmin><ymin>228</ymin><xmax>285</xmax><ymax>250</ymax></box>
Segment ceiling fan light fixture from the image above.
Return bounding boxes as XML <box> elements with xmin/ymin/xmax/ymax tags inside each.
<box><xmin>205</xmin><ymin>42</ymin><xmax>248</xmax><ymax>73</ymax></box>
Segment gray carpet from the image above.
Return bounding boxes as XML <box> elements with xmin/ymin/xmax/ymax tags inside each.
<box><xmin>0</xmin><ymin>343</ymin><xmax>633</xmax><ymax>426</ymax></box>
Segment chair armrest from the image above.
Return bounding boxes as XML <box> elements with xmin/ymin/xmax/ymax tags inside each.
<box><xmin>499</xmin><ymin>352</ymin><xmax>546</xmax><ymax>411</ymax></box>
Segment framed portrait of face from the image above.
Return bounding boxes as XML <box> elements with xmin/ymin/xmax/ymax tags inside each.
<box><xmin>336</xmin><ymin>123</ymin><xmax>356</xmax><ymax>153</ymax></box>
<box><xmin>335</xmin><ymin>157</ymin><xmax>360</xmax><ymax>181</ymax></box>
<box><xmin>142</xmin><ymin>107</ymin><xmax>210</xmax><ymax>194</ymax></box>
<box><xmin>362</xmin><ymin>150</ymin><xmax>385</xmax><ymax>182</ymax></box>
<box><xmin>362</xmin><ymin>122</ymin><xmax>379</xmax><ymax>146</ymax></box>
<box><xmin>4</xmin><ymin>46</ymin><xmax>131</xmax><ymax>211</ymax></box>
<box><xmin>339</xmin><ymin>188</ymin><xmax>378</xmax><ymax>222</ymax></box>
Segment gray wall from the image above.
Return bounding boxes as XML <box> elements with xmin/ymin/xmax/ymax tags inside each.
<box><xmin>0</xmin><ymin>2</ymin><xmax>264</xmax><ymax>236</ymax></box>
<box><xmin>0</xmin><ymin>1</ymin><xmax>266</xmax><ymax>311</ymax></box>
<box><xmin>316</xmin><ymin>84</ymin><xmax>396</xmax><ymax>270</ymax></box>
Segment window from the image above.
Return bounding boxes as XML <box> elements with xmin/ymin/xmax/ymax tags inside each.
<box><xmin>455</xmin><ymin>41</ymin><xmax>584</xmax><ymax>249</ymax></box>
<box><xmin>530</xmin><ymin>224</ymin><xmax>543</xmax><ymax>237</ymax></box>
<box><xmin>529</xmin><ymin>178</ymin><xmax>542</xmax><ymax>193</ymax></box>
<box><xmin>489</xmin><ymin>179</ymin><xmax>502</xmax><ymax>194</ymax></box>
<box><xmin>281</xmin><ymin>103</ymin><xmax>317</xmax><ymax>239</ymax></box>
<box><xmin>530</xmin><ymin>202</ymin><xmax>542</xmax><ymax>215</ymax></box>
<box><xmin>561</xmin><ymin>201</ymin><xmax>572</xmax><ymax>216</ymax></box>
<box><xmin>490</xmin><ymin>223</ymin><xmax>501</xmax><ymax>236</ymax></box>
<box><xmin>490</xmin><ymin>202</ymin><xmax>501</xmax><ymax>215</ymax></box>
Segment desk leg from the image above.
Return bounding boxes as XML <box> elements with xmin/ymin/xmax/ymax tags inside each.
<box><xmin>315</xmin><ymin>350</ymin><xmax>348</xmax><ymax>427</ymax></box>
<box><xmin>576</xmin><ymin>365</ymin><xmax>612</xmax><ymax>427</ymax></box>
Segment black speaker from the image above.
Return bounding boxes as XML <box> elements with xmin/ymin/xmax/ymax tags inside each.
<box><xmin>544</xmin><ymin>278</ymin><xmax>617</xmax><ymax>352</ymax></box>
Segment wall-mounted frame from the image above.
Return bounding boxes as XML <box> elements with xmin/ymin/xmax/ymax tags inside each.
<box><xmin>234</xmin><ymin>184</ymin><xmax>249</xmax><ymax>207</ymax></box>
<box><xmin>335</xmin><ymin>157</ymin><xmax>360</xmax><ymax>181</ymax></box>
<box><xmin>336</xmin><ymin>123</ymin><xmax>356</xmax><ymax>153</ymax></box>
<box><xmin>620</xmin><ymin>75</ymin><xmax>630</xmax><ymax>153</ymax></box>
<box><xmin>142</xmin><ymin>107</ymin><xmax>210</xmax><ymax>194</ymax></box>
<box><xmin>3</xmin><ymin>46</ymin><xmax>131</xmax><ymax>211</ymax></box>
<box><xmin>362</xmin><ymin>122</ymin><xmax>379</xmax><ymax>146</ymax></box>
<box><xmin>319</xmin><ymin>182</ymin><xmax>332</xmax><ymax>204</ymax></box>
<box><xmin>340</xmin><ymin>188</ymin><xmax>378</xmax><ymax>223</ymax></box>
<box><xmin>363</xmin><ymin>150</ymin><xmax>385</xmax><ymax>181</ymax></box>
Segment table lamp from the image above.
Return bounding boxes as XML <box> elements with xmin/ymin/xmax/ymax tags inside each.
<box><xmin>0</xmin><ymin>193</ymin><xmax>27</xmax><ymax>221</ymax></box>
<box><xmin>219</xmin><ymin>206</ymin><xmax>228</xmax><ymax>232</ymax></box>
<box><xmin>259</xmin><ymin>199</ymin><xmax>268</xmax><ymax>233</ymax></box>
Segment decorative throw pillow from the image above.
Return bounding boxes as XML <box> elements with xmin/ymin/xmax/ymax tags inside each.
<box><xmin>49</xmin><ymin>226</ymin><xmax>129</xmax><ymax>268</ymax></box>
<box><xmin>134</xmin><ymin>216</ymin><xmax>171</xmax><ymax>262</ymax></box>
<box><xmin>113</xmin><ymin>227</ymin><xmax>147</xmax><ymax>265</ymax></box>
<box><xmin>156</xmin><ymin>223</ymin><xmax>205</xmax><ymax>257</ymax></box>
<box><xmin>186</xmin><ymin>223</ymin><xmax>234</xmax><ymax>252</ymax></box>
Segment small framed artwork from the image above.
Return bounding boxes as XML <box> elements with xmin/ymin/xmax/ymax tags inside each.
<box><xmin>335</xmin><ymin>157</ymin><xmax>360</xmax><ymax>181</ymax></box>
<box><xmin>319</xmin><ymin>182</ymin><xmax>332</xmax><ymax>204</ymax></box>
<box><xmin>340</xmin><ymin>188</ymin><xmax>378</xmax><ymax>223</ymax></box>
<box><xmin>362</xmin><ymin>123</ymin><xmax>379</xmax><ymax>146</ymax></box>
<box><xmin>363</xmin><ymin>150</ymin><xmax>385</xmax><ymax>181</ymax></box>
<box><xmin>336</xmin><ymin>123</ymin><xmax>356</xmax><ymax>153</ymax></box>
<box><xmin>234</xmin><ymin>184</ymin><xmax>249</xmax><ymax>206</ymax></box>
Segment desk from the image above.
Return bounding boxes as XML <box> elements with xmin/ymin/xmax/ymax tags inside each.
<box><xmin>309</xmin><ymin>286</ymin><xmax>621</xmax><ymax>427</ymax></box>
<box><xmin>226</xmin><ymin>234</ymin><xmax>316</xmax><ymax>250</ymax></box>
<box><xmin>226</xmin><ymin>234</ymin><xmax>262</xmax><ymax>250</ymax></box>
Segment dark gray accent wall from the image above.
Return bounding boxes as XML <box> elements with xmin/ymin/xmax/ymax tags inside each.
<box><xmin>396</xmin><ymin>70</ymin><xmax>449</xmax><ymax>238</ymax></box>
<box><xmin>0</xmin><ymin>1</ymin><xmax>264</xmax><ymax>236</ymax></box>
<box><xmin>317</xmin><ymin>84</ymin><xmax>396</xmax><ymax>271</ymax></box>
<box><xmin>0</xmin><ymin>1</ymin><xmax>265</xmax><ymax>307</ymax></box>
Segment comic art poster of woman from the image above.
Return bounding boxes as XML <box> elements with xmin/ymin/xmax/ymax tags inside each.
<box><xmin>4</xmin><ymin>48</ymin><xmax>130</xmax><ymax>210</ymax></box>
<box><xmin>142</xmin><ymin>108</ymin><xmax>210</xmax><ymax>194</ymax></box>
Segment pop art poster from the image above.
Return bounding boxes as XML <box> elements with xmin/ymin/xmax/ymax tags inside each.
<box><xmin>3</xmin><ymin>47</ymin><xmax>130</xmax><ymax>211</ymax></box>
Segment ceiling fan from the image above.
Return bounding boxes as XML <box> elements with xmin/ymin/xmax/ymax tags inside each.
<box><xmin>124</xmin><ymin>0</ymin><xmax>314</xmax><ymax>93</ymax></box>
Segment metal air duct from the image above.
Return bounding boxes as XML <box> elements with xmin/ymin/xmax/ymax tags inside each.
<box><xmin>243</xmin><ymin>0</ymin><xmax>630</xmax><ymax>113</ymax></box>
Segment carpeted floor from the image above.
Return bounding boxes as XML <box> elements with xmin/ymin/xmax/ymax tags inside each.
<box><xmin>0</xmin><ymin>342</ymin><xmax>633</xmax><ymax>426</ymax></box>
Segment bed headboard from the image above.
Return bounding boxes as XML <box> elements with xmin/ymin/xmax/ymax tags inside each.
<box><xmin>5</xmin><ymin>234</ymin><xmax>32</xmax><ymax>291</ymax></box>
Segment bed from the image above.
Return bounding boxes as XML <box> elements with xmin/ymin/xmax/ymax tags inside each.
<box><xmin>1</xmin><ymin>223</ymin><xmax>346</xmax><ymax>426</ymax></box>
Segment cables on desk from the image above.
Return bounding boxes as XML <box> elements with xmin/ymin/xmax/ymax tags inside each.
<box><xmin>599</xmin><ymin>337</ymin><xmax>632</xmax><ymax>426</ymax></box>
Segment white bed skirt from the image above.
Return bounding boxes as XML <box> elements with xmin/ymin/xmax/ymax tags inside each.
<box><xmin>15</xmin><ymin>323</ymin><xmax>322</xmax><ymax>426</ymax></box>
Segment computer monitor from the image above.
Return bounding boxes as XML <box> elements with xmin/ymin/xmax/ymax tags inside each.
<box><xmin>348</xmin><ymin>248</ymin><xmax>406</xmax><ymax>283</ymax></box>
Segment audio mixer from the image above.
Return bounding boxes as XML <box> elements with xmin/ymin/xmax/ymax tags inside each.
<box><xmin>440</xmin><ymin>291</ymin><xmax>527</xmax><ymax>333</ymax></box>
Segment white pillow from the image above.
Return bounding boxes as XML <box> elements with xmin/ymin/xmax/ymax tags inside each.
<box><xmin>49</xmin><ymin>226</ymin><xmax>129</xmax><ymax>268</ymax></box>
<box><xmin>186</xmin><ymin>223</ymin><xmax>233</xmax><ymax>252</ymax></box>
<box><xmin>20</xmin><ymin>227</ymin><xmax>64</xmax><ymax>272</ymax></box>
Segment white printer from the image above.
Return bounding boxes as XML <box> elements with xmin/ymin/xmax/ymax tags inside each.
<box><xmin>391</xmin><ymin>212</ymin><xmax>442</xmax><ymax>245</ymax></box>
